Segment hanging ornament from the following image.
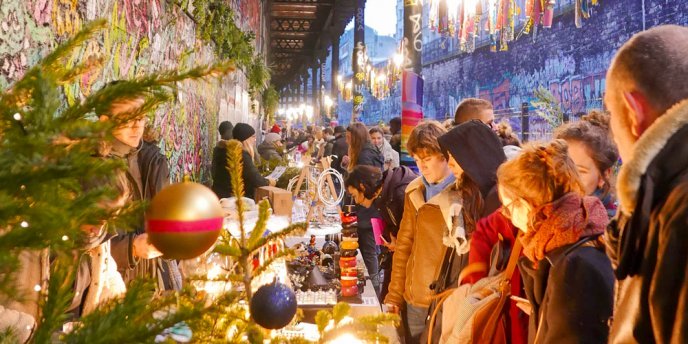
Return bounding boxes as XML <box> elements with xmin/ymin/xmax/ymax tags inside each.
<box><xmin>250</xmin><ymin>280</ymin><xmax>298</xmax><ymax>329</ymax></box>
<box><xmin>145</xmin><ymin>181</ymin><xmax>223</xmax><ymax>260</ymax></box>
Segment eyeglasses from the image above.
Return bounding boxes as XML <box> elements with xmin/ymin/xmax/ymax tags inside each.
<box><xmin>500</xmin><ymin>198</ymin><xmax>519</xmax><ymax>219</ymax></box>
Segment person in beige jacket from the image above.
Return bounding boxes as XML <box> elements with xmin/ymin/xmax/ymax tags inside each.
<box><xmin>384</xmin><ymin>121</ymin><xmax>462</xmax><ymax>343</ymax></box>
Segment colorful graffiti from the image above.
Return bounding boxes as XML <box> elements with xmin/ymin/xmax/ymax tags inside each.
<box><xmin>0</xmin><ymin>0</ymin><xmax>263</xmax><ymax>183</ymax></box>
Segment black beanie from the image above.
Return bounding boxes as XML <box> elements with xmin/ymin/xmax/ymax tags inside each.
<box><xmin>232</xmin><ymin>123</ymin><xmax>256</xmax><ymax>142</ymax></box>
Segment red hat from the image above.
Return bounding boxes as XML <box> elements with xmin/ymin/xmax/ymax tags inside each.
<box><xmin>270</xmin><ymin>124</ymin><xmax>281</xmax><ymax>133</ymax></box>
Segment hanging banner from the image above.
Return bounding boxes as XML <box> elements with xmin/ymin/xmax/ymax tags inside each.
<box><xmin>352</xmin><ymin>0</ymin><xmax>366</xmax><ymax>122</ymax></box>
<box><xmin>401</xmin><ymin>0</ymin><xmax>424</xmax><ymax>166</ymax></box>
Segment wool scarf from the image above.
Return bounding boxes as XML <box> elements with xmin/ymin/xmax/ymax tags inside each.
<box><xmin>522</xmin><ymin>192</ymin><xmax>609</xmax><ymax>263</ymax></box>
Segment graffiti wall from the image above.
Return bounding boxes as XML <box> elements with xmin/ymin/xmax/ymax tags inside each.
<box><xmin>0</xmin><ymin>0</ymin><xmax>264</xmax><ymax>183</ymax></box>
<box><xmin>422</xmin><ymin>0</ymin><xmax>688</xmax><ymax>138</ymax></box>
<box><xmin>347</xmin><ymin>0</ymin><xmax>687</xmax><ymax>138</ymax></box>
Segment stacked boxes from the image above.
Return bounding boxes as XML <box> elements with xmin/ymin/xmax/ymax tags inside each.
<box><xmin>339</xmin><ymin>211</ymin><xmax>359</xmax><ymax>297</ymax></box>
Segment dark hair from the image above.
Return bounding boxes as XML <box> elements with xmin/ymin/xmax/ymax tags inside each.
<box><xmin>554</xmin><ymin>110</ymin><xmax>618</xmax><ymax>198</ymax></box>
<box><xmin>324</xmin><ymin>127</ymin><xmax>334</xmax><ymax>136</ymax></box>
<box><xmin>345</xmin><ymin>165</ymin><xmax>383</xmax><ymax>199</ymax></box>
<box><xmin>460</xmin><ymin>174</ymin><xmax>483</xmax><ymax>234</ymax></box>
<box><xmin>346</xmin><ymin>122</ymin><xmax>370</xmax><ymax>171</ymax></box>
<box><xmin>389</xmin><ymin>117</ymin><xmax>401</xmax><ymax>134</ymax></box>
<box><xmin>218</xmin><ymin>121</ymin><xmax>233</xmax><ymax>140</ymax></box>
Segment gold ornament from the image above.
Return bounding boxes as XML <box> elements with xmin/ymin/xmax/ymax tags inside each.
<box><xmin>146</xmin><ymin>181</ymin><xmax>223</xmax><ymax>259</ymax></box>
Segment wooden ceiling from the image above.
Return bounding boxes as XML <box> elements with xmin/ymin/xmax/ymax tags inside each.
<box><xmin>268</xmin><ymin>0</ymin><xmax>358</xmax><ymax>89</ymax></box>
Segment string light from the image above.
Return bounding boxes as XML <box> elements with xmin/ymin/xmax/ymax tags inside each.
<box><xmin>62</xmin><ymin>235</ymin><xmax>69</xmax><ymax>241</ymax></box>
<box><xmin>20</xmin><ymin>221</ymin><xmax>29</xmax><ymax>228</ymax></box>
<box><xmin>33</xmin><ymin>284</ymin><xmax>41</xmax><ymax>292</ymax></box>
<box><xmin>13</xmin><ymin>113</ymin><xmax>22</xmax><ymax>121</ymax></box>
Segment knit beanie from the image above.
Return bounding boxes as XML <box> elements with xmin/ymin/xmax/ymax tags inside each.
<box><xmin>232</xmin><ymin>123</ymin><xmax>256</xmax><ymax>142</ymax></box>
<box><xmin>270</xmin><ymin>124</ymin><xmax>281</xmax><ymax>134</ymax></box>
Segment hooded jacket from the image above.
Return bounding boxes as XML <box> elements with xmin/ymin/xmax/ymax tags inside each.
<box><xmin>354</xmin><ymin>142</ymin><xmax>384</xmax><ymax>172</ymax></box>
<box><xmin>437</xmin><ymin>120</ymin><xmax>506</xmax><ymax>217</ymax></box>
<box><xmin>374</xmin><ymin>166</ymin><xmax>418</xmax><ymax>238</ymax></box>
<box><xmin>607</xmin><ymin>99</ymin><xmax>688</xmax><ymax>344</ymax></box>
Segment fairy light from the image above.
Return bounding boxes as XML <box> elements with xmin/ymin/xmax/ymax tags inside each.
<box><xmin>13</xmin><ymin>113</ymin><xmax>22</xmax><ymax>121</ymax></box>
<box><xmin>20</xmin><ymin>221</ymin><xmax>29</xmax><ymax>228</ymax></box>
<box><xmin>62</xmin><ymin>235</ymin><xmax>69</xmax><ymax>241</ymax></box>
<box><xmin>33</xmin><ymin>284</ymin><xmax>41</xmax><ymax>292</ymax></box>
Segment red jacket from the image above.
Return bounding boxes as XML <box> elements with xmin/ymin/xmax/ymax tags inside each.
<box><xmin>466</xmin><ymin>209</ymin><xmax>529</xmax><ymax>344</ymax></box>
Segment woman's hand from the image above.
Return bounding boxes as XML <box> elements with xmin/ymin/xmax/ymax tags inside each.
<box><xmin>341</xmin><ymin>155</ymin><xmax>350</xmax><ymax>167</ymax></box>
<box><xmin>267</xmin><ymin>177</ymin><xmax>277</xmax><ymax>187</ymax></box>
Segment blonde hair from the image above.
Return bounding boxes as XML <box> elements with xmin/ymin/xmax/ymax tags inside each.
<box><xmin>497</xmin><ymin>140</ymin><xmax>584</xmax><ymax>208</ymax></box>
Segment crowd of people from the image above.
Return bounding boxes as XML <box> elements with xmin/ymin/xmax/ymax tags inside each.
<box><xmin>3</xmin><ymin>25</ymin><xmax>688</xmax><ymax>344</ymax></box>
<box><xmin>208</xmin><ymin>25</ymin><xmax>688</xmax><ymax>344</ymax></box>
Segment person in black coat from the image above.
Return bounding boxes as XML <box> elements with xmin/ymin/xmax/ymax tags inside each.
<box><xmin>498</xmin><ymin>140</ymin><xmax>614</xmax><ymax>344</ymax></box>
<box><xmin>345</xmin><ymin>165</ymin><xmax>418</xmax><ymax>301</ymax></box>
<box><xmin>211</xmin><ymin>123</ymin><xmax>275</xmax><ymax>200</ymax></box>
<box><xmin>329</xmin><ymin>126</ymin><xmax>349</xmax><ymax>175</ymax></box>
<box><xmin>604</xmin><ymin>25</ymin><xmax>688</xmax><ymax>343</ymax></box>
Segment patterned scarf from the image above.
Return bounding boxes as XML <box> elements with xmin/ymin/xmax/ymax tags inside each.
<box><xmin>522</xmin><ymin>193</ymin><xmax>609</xmax><ymax>263</ymax></box>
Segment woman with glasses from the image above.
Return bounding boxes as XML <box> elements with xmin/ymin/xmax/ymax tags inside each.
<box><xmin>496</xmin><ymin>140</ymin><xmax>614</xmax><ymax>343</ymax></box>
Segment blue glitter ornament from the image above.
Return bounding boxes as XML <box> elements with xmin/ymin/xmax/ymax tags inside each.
<box><xmin>250</xmin><ymin>280</ymin><xmax>297</xmax><ymax>329</ymax></box>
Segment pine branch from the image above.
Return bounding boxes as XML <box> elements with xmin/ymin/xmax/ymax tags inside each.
<box><xmin>247</xmin><ymin>222</ymin><xmax>308</xmax><ymax>253</ymax></box>
<box><xmin>250</xmin><ymin>250</ymin><xmax>295</xmax><ymax>280</ymax></box>
<box><xmin>32</xmin><ymin>254</ymin><xmax>76</xmax><ymax>344</ymax></box>
<box><xmin>247</xmin><ymin>200</ymin><xmax>271</xmax><ymax>247</ymax></box>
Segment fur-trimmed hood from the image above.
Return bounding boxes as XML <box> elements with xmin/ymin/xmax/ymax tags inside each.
<box><xmin>617</xmin><ymin>99</ymin><xmax>688</xmax><ymax>215</ymax></box>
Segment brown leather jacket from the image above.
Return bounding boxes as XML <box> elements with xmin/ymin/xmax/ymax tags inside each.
<box><xmin>384</xmin><ymin>177</ymin><xmax>461</xmax><ymax>308</ymax></box>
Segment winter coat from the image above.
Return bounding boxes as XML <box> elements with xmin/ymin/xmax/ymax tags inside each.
<box><xmin>376</xmin><ymin>139</ymin><xmax>400</xmax><ymax>171</ymax></box>
<box><xmin>211</xmin><ymin>140</ymin><xmax>269</xmax><ymax>200</ymax></box>
<box><xmin>257</xmin><ymin>140</ymin><xmax>282</xmax><ymax>162</ymax></box>
<box><xmin>374</xmin><ymin>166</ymin><xmax>418</xmax><ymax>238</ymax></box>
<box><xmin>0</xmin><ymin>250</ymin><xmax>49</xmax><ymax>342</ymax></box>
<box><xmin>437</xmin><ymin>119</ymin><xmax>506</xmax><ymax>217</ymax></box>
<box><xmin>354</xmin><ymin>142</ymin><xmax>384</xmax><ymax>172</ymax></box>
<box><xmin>384</xmin><ymin>177</ymin><xmax>463</xmax><ymax>308</ymax></box>
<box><xmin>330</xmin><ymin>134</ymin><xmax>348</xmax><ymax>175</ymax></box>
<box><xmin>109</xmin><ymin>140</ymin><xmax>181</xmax><ymax>292</ymax></box>
<box><xmin>606</xmin><ymin>99</ymin><xmax>688</xmax><ymax>343</ymax></box>
<box><xmin>466</xmin><ymin>209</ymin><xmax>529</xmax><ymax>344</ymax></box>
<box><xmin>519</xmin><ymin>237</ymin><xmax>614</xmax><ymax>344</ymax></box>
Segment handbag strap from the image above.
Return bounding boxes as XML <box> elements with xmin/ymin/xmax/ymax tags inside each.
<box><xmin>503</xmin><ymin>234</ymin><xmax>523</xmax><ymax>283</ymax></box>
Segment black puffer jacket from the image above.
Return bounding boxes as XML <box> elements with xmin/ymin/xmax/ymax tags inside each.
<box><xmin>211</xmin><ymin>140</ymin><xmax>269</xmax><ymax>199</ymax></box>
<box><xmin>374</xmin><ymin>166</ymin><xmax>418</xmax><ymax>238</ymax></box>
<box><xmin>355</xmin><ymin>142</ymin><xmax>384</xmax><ymax>172</ymax></box>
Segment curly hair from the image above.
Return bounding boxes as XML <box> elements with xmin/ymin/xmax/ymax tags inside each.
<box><xmin>554</xmin><ymin>110</ymin><xmax>618</xmax><ymax>198</ymax></box>
<box><xmin>497</xmin><ymin>140</ymin><xmax>584</xmax><ymax>208</ymax></box>
<box><xmin>496</xmin><ymin>121</ymin><xmax>521</xmax><ymax>147</ymax></box>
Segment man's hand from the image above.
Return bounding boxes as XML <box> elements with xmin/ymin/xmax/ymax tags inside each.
<box><xmin>133</xmin><ymin>233</ymin><xmax>164</xmax><ymax>259</ymax></box>
<box><xmin>380</xmin><ymin>234</ymin><xmax>396</xmax><ymax>252</ymax></box>
<box><xmin>267</xmin><ymin>177</ymin><xmax>277</xmax><ymax>187</ymax></box>
<box><xmin>384</xmin><ymin>303</ymin><xmax>400</xmax><ymax>315</ymax></box>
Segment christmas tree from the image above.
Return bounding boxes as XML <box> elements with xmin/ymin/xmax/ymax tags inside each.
<box><xmin>0</xmin><ymin>20</ymin><xmax>397</xmax><ymax>343</ymax></box>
